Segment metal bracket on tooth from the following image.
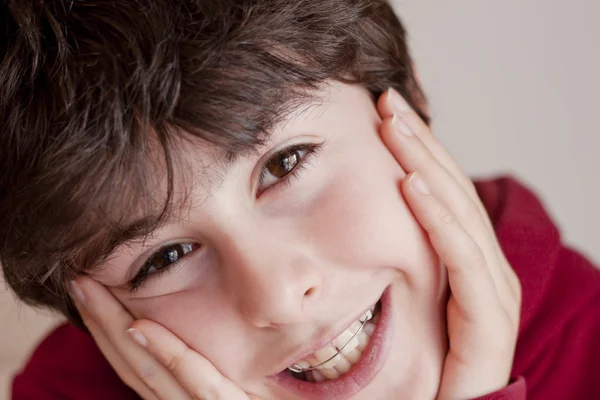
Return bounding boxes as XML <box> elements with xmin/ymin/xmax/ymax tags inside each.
<box><xmin>287</xmin><ymin>317</ymin><xmax>368</xmax><ymax>373</ymax></box>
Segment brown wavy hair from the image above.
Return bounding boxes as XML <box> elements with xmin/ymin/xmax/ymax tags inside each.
<box><xmin>0</xmin><ymin>0</ymin><xmax>428</xmax><ymax>327</ymax></box>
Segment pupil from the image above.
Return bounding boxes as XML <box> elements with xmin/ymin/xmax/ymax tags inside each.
<box><xmin>164</xmin><ymin>247</ymin><xmax>180</xmax><ymax>263</ymax></box>
<box><xmin>269</xmin><ymin>150</ymin><xmax>298</xmax><ymax>177</ymax></box>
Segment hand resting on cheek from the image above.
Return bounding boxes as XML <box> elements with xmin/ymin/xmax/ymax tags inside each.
<box><xmin>70</xmin><ymin>88</ymin><xmax>522</xmax><ymax>400</ymax></box>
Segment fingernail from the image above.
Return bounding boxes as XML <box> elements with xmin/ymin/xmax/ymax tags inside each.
<box><xmin>392</xmin><ymin>114</ymin><xmax>414</xmax><ymax>136</ymax></box>
<box><xmin>69</xmin><ymin>280</ymin><xmax>86</xmax><ymax>307</ymax></box>
<box><xmin>127</xmin><ymin>328</ymin><xmax>149</xmax><ymax>348</ymax></box>
<box><xmin>388</xmin><ymin>87</ymin><xmax>412</xmax><ymax>112</ymax></box>
<box><xmin>410</xmin><ymin>172</ymin><xmax>431</xmax><ymax>195</ymax></box>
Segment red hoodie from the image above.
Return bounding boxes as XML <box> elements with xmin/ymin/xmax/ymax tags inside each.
<box><xmin>11</xmin><ymin>177</ymin><xmax>600</xmax><ymax>399</ymax></box>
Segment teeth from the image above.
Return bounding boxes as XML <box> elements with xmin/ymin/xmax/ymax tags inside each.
<box><xmin>357</xmin><ymin>329</ymin><xmax>369</xmax><ymax>351</ymax></box>
<box><xmin>333</xmin><ymin>354</ymin><xmax>352</xmax><ymax>374</ymax></box>
<box><xmin>349</xmin><ymin>320</ymin><xmax>362</xmax><ymax>333</ymax></box>
<box><xmin>363</xmin><ymin>321</ymin><xmax>376</xmax><ymax>336</ymax></box>
<box><xmin>358</xmin><ymin>310</ymin><xmax>371</xmax><ymax>322</ymax></box>
<box><xmin>339</xmin><ymin>336</ymin><xmax>359</xmax><ymax>354</ymax></box>
<box><xmin>320</xmin><ymin>366</ymin><xmax>340</xmax><ymax>380</ymax></box>
<box><xmin>358</xmin><ymin>305</ymin><xmax>376</xmax><ymax>323</ymax></box>
<box><xmin>311</xmin><ymin>369</ymin><xmax>326</xmax><ymax>382</ymax></box>
<box><xmin>342</xmin><ymin>347</ymin><xmax>362</xmax><ymax>363</ymax></box>
<box><xmin>320</xmin><ymin>354</ymin><xmax>342</xmax><ymax>369</ymax></box>
<box><xmin>294</xmin><ymin>360</ymin><xmax>311</xmax><ymax>370</ymax></box>
<box><xmin>313</xmin><ymin>345</ymin><xmax>338</xmax><ymax>364</ymax></box>
<box><xmin>333</xmin><ymin>329</ymin><xmax>355</xmax><ymax>350</ymax></box>
<box><xmin>288</xmin><ymin>303</ymin><xmax>379</xmax><ymax>374</ymax></box>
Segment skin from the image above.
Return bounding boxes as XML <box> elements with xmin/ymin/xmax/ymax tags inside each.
<box><xmin>72</xmin><ymin>85</ymin><xmax>521</xmax><ymax>400</ymax></box>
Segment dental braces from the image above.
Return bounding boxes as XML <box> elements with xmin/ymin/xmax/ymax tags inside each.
<box><xmin>287</xmin><ymin>317</ymin><xmax>368</xmax><ymax>373</ymax></box>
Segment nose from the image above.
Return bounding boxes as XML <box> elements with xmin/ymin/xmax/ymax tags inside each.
<box><xmin>223</xmin><ymin>235</ymin><xmax>322</xmax><ymax>328</ymax></box>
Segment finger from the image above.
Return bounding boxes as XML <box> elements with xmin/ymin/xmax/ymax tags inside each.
<box><xmin>379</xmin><ymin>114</ymin><xmax>520</xmax><ymax>307</ymax></box>
<box><xmin>73</xmin><ymin>277</ymin><xmax>191</xmax><ymax>400</ymax></box>
<box><xmin>130</xmin><ymin>320</ymin><xmax>250</xmax><ymax>400</ymax></box>
<box><xmin>401</xmin><ymin>172</ymin><xmax>500</xmax><ymax>319</ymax></box>
<box><xmin>378</xmin><ymin>91</ymin><xmax>521</xmax><ymax>301</ymax></box>
<box><xmin>377</xmin><ymin>89</ymin><xmax>478</xmax><ymax>197</ymax></box>
<box><xmin>402</xmin><ymin>174</ymin><xmax>516</xmax><ymax>399</ymax></box>
<box><xmin>379</xmin><ymin>110</ymin><xmax>521</xmax><ymax>303</ymax></box>
<box><xmin>76</xmin><ymin>303</ymin><xmax>161</xmax><ymax>400</ymax></box>
<box><xmin>378</xmin><ymin>89</ymin><xmax>493</xmax><ymax>231</ymax></box>
<box><xmin>381</xmin><ymin>115</ymin><xmax>493</xmax><ymax>250</ymax></box>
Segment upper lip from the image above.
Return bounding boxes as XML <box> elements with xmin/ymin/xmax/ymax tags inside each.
<box><xmin>270</xmin><ymin>294</ymin><xmax>381</xmax><ymax>376</ymax></box>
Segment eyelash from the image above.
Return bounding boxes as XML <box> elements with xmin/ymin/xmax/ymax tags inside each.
<box><xmin>129</xmin><ymin>244</ymin><xmax>193</xmax><ymax>292</ymax></box>
<box><xmin>256</xmin><ymin>142</ymin><xmax>323</xmax><ymax>195</ymax></box>
<box><xmin>128</xmin><ymin>142</ymin><xmax>324</xmax><ymax>292</ymax></box>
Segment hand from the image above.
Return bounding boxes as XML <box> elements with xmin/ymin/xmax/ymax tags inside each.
<box><xmin>377</xmin><ymin>88</ymin><xmax>522</xmax><ymax>399</ymax></box>
<box><xmin>70</xmin><ymin>276</ymin><xmax>261</xmax><ymax>400</ymax></box>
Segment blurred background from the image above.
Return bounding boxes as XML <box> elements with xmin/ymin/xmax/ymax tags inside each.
<box><xmin>1</xmin><ymin>0</ymin><xmax>599</xmax><ymax>398</ymax></box>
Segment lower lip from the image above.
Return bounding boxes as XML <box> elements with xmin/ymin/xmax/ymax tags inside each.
<box><xmin>271</xmin><ymin>287</ymin><xmax>393</xmax><ymax>400</ymax></box>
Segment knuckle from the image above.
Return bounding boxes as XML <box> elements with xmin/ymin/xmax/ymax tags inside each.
<box><xmin>458</xmin><ymin>240</ymin><xmax>487</xmax><ymax>273</ymax></box>
<box><xmin>467</xmin><ymin>243</ymin><xmax>487</xmax><ymax>266</ymax></box>
<box><xmin>86</xmin><ymin>307</ymin><xmax>108</xmax><ymax>327</ymax></box>
<box><xmin>130</xmin><ymin>364</ymin><xmax>161</xmax><ymax>392</ymax></box>
<box><xmin>166</xmin><ymin>345</ymin><xmax>189</xmax><ymax>374</ymax></box>
<box><xmin>456</xmin><ymin>200</ymin><xmax>481</xmax><ymax>227</ymax></box>
<box><xmin>192</xmin><ymin>385</ymin><xmax>220</xmax><ymax>400</ymax></box>
<box><xmin>96</xmin><ymin>314</ymin><xmax>114</xmax><ymax>331</ymax></box>
<box><xmin>436</xmin><ymin>208</ymin><xmax>454</xmax><ymax>226</ymax></box>
<box><xmin>135</xmin><ymin>364</ymin><xmax>157</xmax><ymax>381</ymax></box>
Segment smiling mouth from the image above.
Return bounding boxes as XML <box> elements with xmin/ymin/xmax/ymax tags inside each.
<box><xmin>272</xmin><ymin>288</ymin><xmax>392</xmax><ymax>400</ymax></box>
<box><xmin>287</xmin><ymin>300</ymin><xmax>382</xmax><ymax>382</ymax></box>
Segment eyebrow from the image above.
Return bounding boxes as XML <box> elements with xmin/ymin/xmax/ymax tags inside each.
<box><xmin>103</xmin><ymin>151</ymin><xmax>241</xmax><ymax>248</ymax></box>
<box><xmin>108</xmin><ymin>216</ymin><xmax>167</xmax><ymax>251</ymax></box>
<box><xmin>216</xmin><ymin>150</ymin><xmax>240</xmax><ymax>177</ymax></box>
<box><xmin>95</xmin><ymin>143</ymin><xmax>271</xmax><ymax>269</ymax></box>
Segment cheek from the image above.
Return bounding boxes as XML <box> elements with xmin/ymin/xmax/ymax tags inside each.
<box><xmin>306</xmin><ymin>135</ymin><xmax>439</xmax><ymax>286</ymax></box>
<box><xmin>123</xmin><ymin>290</ymin><xmax>257</xmax><ymax>380</ymax></box>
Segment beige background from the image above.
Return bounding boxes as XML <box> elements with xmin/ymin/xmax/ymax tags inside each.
<box><xmin>1</xmin><ymin>1</ymin><xmax>599</xmax><ymax>399</ymax></box>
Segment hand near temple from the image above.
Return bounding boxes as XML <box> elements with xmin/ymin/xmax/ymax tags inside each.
<box><xmin>377</xmin><ymin>88</ymin><xmax>522</xmax><ymax>399</ymax></box>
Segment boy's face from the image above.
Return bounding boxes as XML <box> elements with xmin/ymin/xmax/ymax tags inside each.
<box><xmin>92</xmin><ymin>82</ymin><xmax>448</xmax><ymax>399</ymax></box>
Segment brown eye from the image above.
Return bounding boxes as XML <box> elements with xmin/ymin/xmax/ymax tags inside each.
<box><xmin>258</xmin><ymin>145</ymin><xmax>313</xmax><ymax>189</ymax></box>
<box><xmin>145</xmin><ymin>243</ymin><xmax>195</xmax><ymax>274</ymax></box>
<box><xmin>129</xmin><ymin>242</ymin><xmax>199</xmax><ymax>291</ymax></box>
<box><xmin>257</xmin><ymin>142</ymin><xmax>322</xmax><ymax>193</ymax></box>
<box><xmin>265</xmin><ymin>148</ymin><xmax>301</xmax><ymax>179</ymax></box>
<box><xmin>129</xmin><ymin>242</ymin><xmax>202</xmax><ymax>291</ymax></box>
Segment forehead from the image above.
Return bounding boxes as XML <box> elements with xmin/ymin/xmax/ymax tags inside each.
<box><xmin>173</xmin><ymin>81</ymin><xmax>369</xmax><ymax>184</ymax></box>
